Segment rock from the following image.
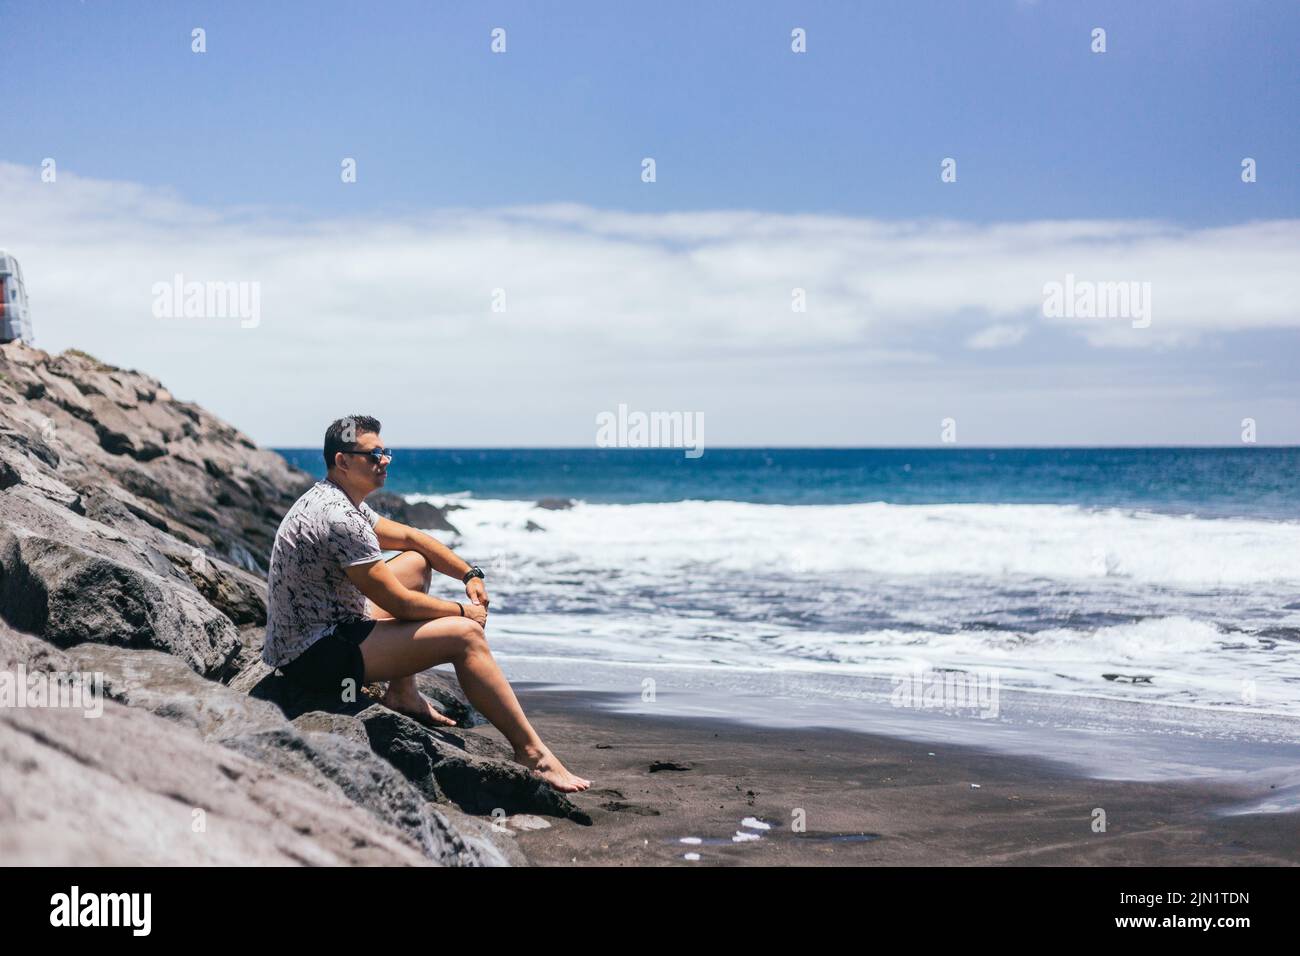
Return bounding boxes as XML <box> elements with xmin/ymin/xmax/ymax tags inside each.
<box><xmin>230</xmin><ymin>658</ymin><xmax>375</xmax><ymax>718</ymax></box>
<box><xmin>0</xmin><ymin>342</ymin><xmax>312</xmax><ymax>577</ymax></box>
<box><xmin>524</xmin><ymin>520</ymin><xmax>546</xmax><ymax>532</ymax></box>
<box><xmin>504</xmin><ymin>814</ymin><xmax>553</xmax><ymax>832</ymax></box>
<box><xmin>0</xmin><ymin>344</ymin><xmax>552</xmax><ymax>865</ymax></box>
<box><xmin>222</xmin><ymin>725</ymin><xmax>519</xmax><ymax>866</ymax></box>
<box><xmin>234</xmin><ymin>657</ymin><xmax>481</xmax><ymax>729</ymax></box>
<box><xmin>160</xmin><ymin>542</ymin><xmax>268</xmax><ymax>627</ymax></box>
<box><xmin>535</xmin><ymin>497</ymin><xmax>575</xmax><ymax>511</ymax></box>
<box><xmin>360</xmin><ymin>707</ymin><xmax>592</xmax><ymax>825</ymax></box>
<box><xmin>403</xmin><ymin>500</ymin><xmax>460</xmax><ymax>533</ymax></box>
<box><xmin>416</xmin><ymin>668</ymin><xmax>482</xmax><ymax>727</ymax></box>
<box><xmin>0</xmin><ymin>617</ymin><xmax>74</xmax><ymax>673</ymax></box>
<box><xmin>0</xmin><ymin>492</ymin><xmax>241</xmax><ymax>677</ymax></box>
<box><xmin>0</xmin><ymin>701</ymin><xmax>436</xmax><ymax>865</ymax></box>
<box><xmin>234</xmin><ymin>661</ymin><xmax>586</xmax><ymax>825</ymax></box>
<box><xmin>231</xmin><ymin>661</ymin><xmax>587</xmax><ymax>825</ymax></box>
<box><xmin>223</xmin><ymin>626</ymin><xmax>267</xmax><ymax>684</ymax></box>
<box><xmin>55</xmin><ymin>636</ymin><xmax>519</xmax><ymax>865</ymax></box>
<box><xmin>367</xmin><ymin>492</ymin><xmax>460</xmax><ymax>534</ymax></box>
<box><xmin>67</xmin><ymin>642</ymin><xmax>286</xmax><ymax>741</ymax></box>
<box><xmin>0</xmin><ymin>623</ymin><xmax>433</xmax><ymax>866</ymax></box>
<box><xmin>649</xmin><ymin>760</ymin><xmax>694</xmax><ymax>772</ymax></box>
<box><xmin>292</xmin><ymin>709</ymin><xmax>372</xmax><ymax>746</ymax></box>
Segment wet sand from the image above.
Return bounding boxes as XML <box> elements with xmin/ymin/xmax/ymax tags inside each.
<box><xmin>499</xmin><ymin>686</ymin><xmax>1300</xmax><ymax>866</ymax></box>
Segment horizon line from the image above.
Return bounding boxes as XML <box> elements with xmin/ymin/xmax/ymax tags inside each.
<box><xmin>268</xmin><ymin>444</ymin><xmax>1299</xmax><ymax>451</ymax></box>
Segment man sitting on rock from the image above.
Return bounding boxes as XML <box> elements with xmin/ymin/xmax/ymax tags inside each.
<box><xmin>263</xmin><ymin>415</ymin><xmax>590</xmax><ymax>793</ymax></box>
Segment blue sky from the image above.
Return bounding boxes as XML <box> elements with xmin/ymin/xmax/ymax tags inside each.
<box><xmin>9</xmin><ymin>0</ymin><xmax>1297</xmax><ymax>221</ymax></box>
<box><xmin>2</xmin><ymin>1</ymin><xmax>1298</xmax><ymax>445</ymax></box>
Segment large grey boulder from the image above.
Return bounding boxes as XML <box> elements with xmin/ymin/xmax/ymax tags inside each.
<box><xmin>224</xmin><ymin>725</ymin><xmax>524</xmax><ymax>867</ymax></box>
<box><xmin>0</xmin><ymin>625</ymin><xmax>433</xmax><ymax>866</ymax></box>
<box><xmin>368</xmin><ymin>492</ymin><xmax>460</xmax><ymax>534</ymax></box>
<box><xmin>63</xmin><ymin>640</ymin><xmax>529</xmax><ymax>864</ymax></box>
<box><xmin>360</xmin><ymin>707</ymin><xmax>593</xmax><ymax>825</ymax></box>
<box><xmin>233</xmin><ymin>658</ymin><xmax>588</xmax><ymax>823</ymax></box>
<box><xmin>0</xmin><ymin>702</ymin><xmax>436</xmax><ymax>866</ymax></box>
<box><xmin>69</xmin><ymin>642</ymin><xmax>285</xmax><ymax>740</ymax></box>
<box><xmin>0</xmin><ymin>491</ymin><xmax>241</xmax><ymax>677</ymax></box>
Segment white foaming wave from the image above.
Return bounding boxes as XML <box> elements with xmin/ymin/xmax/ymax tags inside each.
<box><xmin>417</xmin><ymin>496</ymin><xmax>1300</xmax><ymax>587</ymax></box>
<box><xmin>832</xmin><ymin>615</ymin><xmax>1228</xmax><ymax>663</ymax></box>
<box><xmin>496</xmin><ymin>612</ymin><xmax>1224</xmax><ymax>670</ymax></box>
<box><xmin>767</xmin><ymin>617</ymin><xmax>1283</xmax><ymax>703</ymax></box>
<box><xmin>491</xmin><ymin>613</ymin><xmax>1300</xmax><ymax>713</ymax></box>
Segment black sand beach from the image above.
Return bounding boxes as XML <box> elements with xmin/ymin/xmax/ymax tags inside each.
<box><xmin>502</xmin><ymin>685</ymin><xmax>1300</xmax><ymax>866</ymax></box>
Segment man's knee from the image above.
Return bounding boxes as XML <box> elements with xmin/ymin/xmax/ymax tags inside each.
<box><xmin>392</xmin><ymin>550</ymin><xmax>432</xmax><ymax>591</ymax></box>
<box><xmin>457</xmin><ymin>618</ymin><xmax>487</xmax><ymax>654</ymax></box>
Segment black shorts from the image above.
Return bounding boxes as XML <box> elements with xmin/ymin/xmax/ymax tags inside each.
<box><xmin>279</xmin><ymin>619</ymin><xmax>376</xmax><ymax>694</ymax></box>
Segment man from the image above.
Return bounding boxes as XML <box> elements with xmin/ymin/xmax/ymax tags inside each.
<box><xmin>263</xmin><ymin>415</ymin><xmax>590</xmax><ymax>793</ymax></box>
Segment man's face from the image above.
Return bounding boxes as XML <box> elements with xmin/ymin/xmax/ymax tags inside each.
<box><xmin>337</xmin><ymin>430</ymin><xmax>389</xmax><ymax>491</ymax></box>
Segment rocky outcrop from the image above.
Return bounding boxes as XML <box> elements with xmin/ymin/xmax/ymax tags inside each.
<box><xmin>0</xmin><ymin>343</ymin><xmax>310</xmax><ymax>573</ymax></box>
<box><xmin>369</xmin><ymin>492</ymin><xmax>460</xmax><ymax>534</ymax></box>
<box><xmin>0</xmin><ymin>622</ymin><xmax>434</xmax><ymax>866</ymax></box>
<box><xmin>60</xmin><ymin>639</ymin><xmax>530</xmax><ymax>865</ymax></box>
<box><xmin>0</xmin><ymin>343</ymin><xmax>572</xmax><ymax>865</ymax></box>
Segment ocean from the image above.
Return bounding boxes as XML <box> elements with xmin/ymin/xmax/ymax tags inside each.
<box><xmin>276</xmin><ymin>448</ymin><xmax>1300</xmax><ymax>720</ymax></box>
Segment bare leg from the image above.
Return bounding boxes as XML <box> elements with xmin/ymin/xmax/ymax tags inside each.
<box><xmin>359</xmin><ymin>565</ymin><xmax>591</xmax><ymax>793</ymax></box>
<box><xmin>366</xmin><ymin>552</ymin><xmax>450</xmax><ymax>726</ymax></box>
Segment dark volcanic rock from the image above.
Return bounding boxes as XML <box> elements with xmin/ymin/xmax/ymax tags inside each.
<box><xmin>232</xmin><ymin>661</ymin><xmax>584</xmax><ymax>823</ymax></box>
<box><xmin>361</xmin><ymin>707</ymin><xmax>592</xmax><ymax>825</ymax></box>
<box><xmin>0</xmin><ymin>493</ymin><xmax>241</xmax><ymax>676</ymax></box>
<box><xmin>232</xmin><ymin>658</ymin><xmax>481</xmax><ymax>728</ymax></box>
<box><xmin>367</xmin><ymin>492</ymin><xmax>460</xmax><ymax>534</ymax></box>
<box><xmin>0</xmin><ymin>622</ymin><xmax>433</xmax><ymax>866</ymax></box>
<box><xmin>224</xmin><ymin>726</ymin><xmax>521</xmax><ymax>866</ymax></box>
<box><xmin>62</xmin><ymin>638</ymin><xmax>521</xmax><ymax>865</ymax></box>
<box><xmin>0</xmin><ymin>344</ymin><xmax>546</xmax><ymax>865</ymax></box>
<box><xmin>69</xmin><ymin>642</ymin><xmax>286</xmax><ymax>740</ymax></box>
<box><xmin>0</xmin><ymin>342</ymin><xmax>311</xmax><ymax>576</ymax></box>
<box><xmin>535</xmin><ymin>497</ymin><xmax>575</xmax><ymax>511</ymax></box>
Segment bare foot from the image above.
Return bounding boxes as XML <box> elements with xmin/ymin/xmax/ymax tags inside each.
<box><xmin>380</xmin><ymin>684</ymin><xmax>457</xmax><ymax>728</ymax></box>
<box><xmin>514</xmin><ymin>745</ymin><xmax>592</xmax><ymax>793</ymax></box>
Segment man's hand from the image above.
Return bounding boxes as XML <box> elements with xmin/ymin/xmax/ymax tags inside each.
<box><xmin>466</xmin><ymin>577</ymin><xmax>490</xmax><ymax>608</ymax></box>
<box><xmin>462</xmin><ymin>602</ymin><xmax>488</xmax><ymax>628</ymax></box>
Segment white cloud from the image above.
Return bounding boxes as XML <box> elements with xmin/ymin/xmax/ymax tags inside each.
<box><xmin>966</xmin><ymin>324</ymin><xmax>1028</xmax><ymax>350</ymax></box>
<box><xmin>5</xmin><ymin>164</ymin><xmax>1299</xmax><ymax>355</ymax></box>
<box><xmin>2</xmin><ymin>162</ymin><xmax>1297</xmax><ymax>444</ymax></box>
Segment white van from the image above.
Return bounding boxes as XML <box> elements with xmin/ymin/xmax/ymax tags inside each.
<box><xmin>0</xmin><ymin>250</ymin><xmax>33</xmax><ymax>344</ymax></box>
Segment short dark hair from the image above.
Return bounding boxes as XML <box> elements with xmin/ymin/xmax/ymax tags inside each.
<box><xmin>323</xmin><ymin>415</ymin><xmax>381</xmax><ymax>471</ymax></box>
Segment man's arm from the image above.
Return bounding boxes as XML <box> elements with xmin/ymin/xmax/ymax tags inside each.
<box><xmin>344</xmin><ymin>559</ymin><xmax>485</xmax><ymax>624</ymax></box>
<box><xmin>372</xmin><ymin>516</ymin><xmax>489</xmax><ymax>606</ymax></box>
<box><xmin>373</xmin><ymin>516</ymin><xmax>470</xmax><ymax>579</ymax></box>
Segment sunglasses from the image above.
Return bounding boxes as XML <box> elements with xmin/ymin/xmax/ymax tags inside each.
<box><xmin>340</xmin><ymin>446</ymin><xmax>394</xmax><ymax>463</ymax></box>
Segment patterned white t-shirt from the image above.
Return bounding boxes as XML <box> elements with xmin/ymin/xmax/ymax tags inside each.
<box><xmin>262</xmin><ymin>479</ymin><xmax>384</xmax><ymax>667</ymax></box>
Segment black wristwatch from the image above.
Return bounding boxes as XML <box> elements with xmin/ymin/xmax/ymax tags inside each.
<box><xmin>462</xmin><ymin>566</ymin><xmax>485</xmax><ymax>584</ymax></box>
